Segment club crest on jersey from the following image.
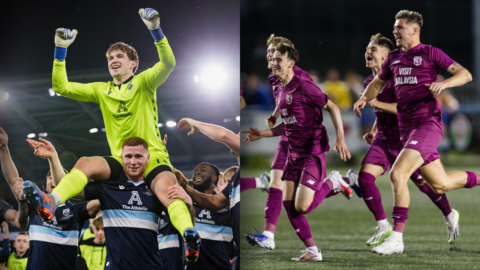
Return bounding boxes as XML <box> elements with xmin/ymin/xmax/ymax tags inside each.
<box><xmin>63</xmin><ymin>208</ymin><xmax>70</xmax><ymax>216</ymax></box>
<box><xmin>128</xmin><ymin>83</ymin><xmax>133</xmax><ymax>91</ymax></box>
<box><xmin>414</xmin><ymin>56</ymin><xmax>422</xmax><ymax>66</ymax></box>
<box><xmin>286</xmin><ymin>94</ymin><xmax>293</xmax><ymax>105</ymax></box>
<box><xmin>119</xmin><ymin>185</ymin><xmax>125</xmax><ymax>190</ymax></box>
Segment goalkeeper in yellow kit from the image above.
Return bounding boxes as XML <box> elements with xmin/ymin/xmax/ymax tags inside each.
<box><xmin>23</xmin><ymin>7</ymin><xmax>201</xmax><ymax>262</ymax></box>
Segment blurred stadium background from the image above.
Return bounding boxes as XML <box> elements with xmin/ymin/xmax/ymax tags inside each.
<box><xmin>0</xmin><ymin>0</ymin><xmax>239</xmax><ymax>234</ymax></box>
<box><xmin>241</xmin><ymin>0</ymin><xmax>480</xmax><ymax>268</ymax></box>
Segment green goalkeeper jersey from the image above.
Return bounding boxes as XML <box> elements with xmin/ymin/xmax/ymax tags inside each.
<box><xmin>52</xmin><ymin>37</ymin><xmax>175</xmax><ymax>159</ymax></box>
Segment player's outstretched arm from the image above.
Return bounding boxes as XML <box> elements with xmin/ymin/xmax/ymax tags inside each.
<box><xmin>52</xmin><ymin>28</ymin><xmax>99</xmax><ymax>103</ymax></box>
<box><xmin>323</xmin><ymin>100</ymin><xmax>351</xmax><ymax>161</ymax></box>
<box><xmin>170</xmin><ymin>185</ymin><xmax>229</xmax><ymax>213</ymax></box>
<box><xmin>426</xmin><ymin>62</ymin><xmax>472</xmax><ymax>98</ymax></box>
<box><xmin>138</xmin><ymin>8</ymin><xmax>176</xmax><ymax>89</ymax></box>
<box><xmin>86</xmin><ymin>200</ymin><xmax>101</xmax><ymax>217</ymax></box>
<box><xmin>242</xmin><ymin>123</ymin><xmax>285</xmax><ymax>145</ymax></box>
<box><xmin>368</xmin><ymin>100</ymin><xmax>398</xmax><ymax>115</ymax></box>
<box><xmin>26</xmin><ymin>138</ymin><xmax>65</xmax><ymax>186</ymax></box>
<box><xmin>354</xmin><ymin>75</ymin><xmax>387</xmax><ymax>117</ymax></box>
<box><xmin>0</xmin><ymin>127</ymin><xmax>20</xmax><ymax>188</ymax></box>
<box><xmin>178</xmin><ymin>118</ymin><xmax>240</xmax><ymax>156</ymax></box>
<box><xmin>167</xmin><ymin>185</ymin><xmax>196</xmax><ymax>225</ymax></box>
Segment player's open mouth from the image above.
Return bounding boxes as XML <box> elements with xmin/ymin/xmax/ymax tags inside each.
<box><xmin>194</xmin><ymin>176</ymin><xmax>203</xmax><ymax>183</ymax></box>
<box><xmin>111</xmin><ymin>65</ymin><xmax>121</xmax><ymax>70</ymax></box>
<box><xmin>366</xmin><ymin>56</ymin><xmax>373</xmax><ymax>62</ymax></box>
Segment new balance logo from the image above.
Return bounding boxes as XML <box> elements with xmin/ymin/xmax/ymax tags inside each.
<box><xmin>393</xmin><ymin>60</ymin><xmax>401</xmax><ymax>64</ymax></box>
<box><xmin>307</xmin><ymin>180</ymin><xmax>315</xmax><ymax>185</ymax></box>
<box><xmin>410</xmin><ymin>141</ymin><xmax>418</xmax><ymax>145</ymax></box>
<box><xmin>119</xmin><ymin>185</ymin><xmax>125</xmax><ymax>189</ymax></box>
<box><xmin>365</xmin><ymin>196</ymin><xmax>373</xmax><ymax>201</ymax></box>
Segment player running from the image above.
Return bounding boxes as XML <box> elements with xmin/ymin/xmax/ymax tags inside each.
<box><xmin>356</xmin><ymin>33</ymin><xmax>458</xmax><ymax>247</ymax></box>
<box><xmin>242</xmin><ymin>44</ymin><xmax>351</xmax><ymax>261</ymax></box>
<box><xmin>354</xmin><ymin>10</ymin><xmax>476</xmax><ymax>255</ymax></box>
<box><xmin>0</xmin><ymin>128</ymin><xmax>100</xmax><ymax>270</ymax></box>
<box><xmin>24</xmin><ymin>7</ymin><xmax>199</xmax><ymax>258</ymax></box>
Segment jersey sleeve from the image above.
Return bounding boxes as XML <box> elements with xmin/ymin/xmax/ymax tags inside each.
<box><xmin>0</xmin><ymin>199</ymin><xmax>13</xmax><ymax>224</ymax></box>
<box><xmin>136</xmin><ymin>37</ymin><xmax>176</xmax><ymax>92</ymax></box>
<box><xmin>84</xmin><ymin>182</ymin><xmax>103</xmax><ymax>201</ymax></box>
<box><xmin>221</xmin><ymin>181</ymin><xmax>232</xmax><ymax>199</ymax></box>
<box><xmin>52</xmin><ymin>61</ymin><xmax>101</xmax><ymax>103</ymax></box>
<box><xmin>378</xmin><ymin>54</ymin><xmax>393</xmax><ymax>81</ymax></box>
<box><xmin>73</xmin><ymin>202</ymin><xmax>92</xmax><ymax>224</ymax></box>
<box><xmin>302</xmin><ymin>82</ymin><xmax>329</xmax><ymax>109</ymax></box>
<box><xmin>430</xmin><ymin>47</ymin><xmax>455</xmax><ymax>71</ymax></box>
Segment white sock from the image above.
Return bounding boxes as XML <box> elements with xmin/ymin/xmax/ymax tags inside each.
<box><xmin>263</xmin><ymin>231</ymin><xmax>274</xmax><ymax>239</ymax></box>
<box><xmin>51</xmin><ymin>192</ymin><xmax>62</xmax><ymax>206</ymax></box>
<box><xmin>255</xmin><ymin>178</ymin><xmax>266</xmax><ymax>189</ymax></box>
<box><xmin>445</xmin><ymin>210</ymin><xmax>455</xmax><ymax>221</ymax></box>
<box><xmin>389</xmin><ymin>231</ymin><xmax>403</xmax><ymax>242</ymax></box>
<box><xmin>377</xmin><ymin>219</ymin><xmax>390</xmax><ymax>228</ymax></box>
<box><xmin>306</xmin><ymin>246</ymin><xmax>319</xmax><ymax>253</ymax></box>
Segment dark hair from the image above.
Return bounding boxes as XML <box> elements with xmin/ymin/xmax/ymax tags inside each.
<box><xmin>396</xmin><ymin>10</ymin><xmax>423</xmax><ymax>29</ymax></box>
<box><xmin>194</xmin><ymin>162</ymin><xmax>220</xmax><ymax>178</ymax></box>
<box><xmin>46</xmin><ymin>168</ymin><xmax>69</xmax><ymax>179</ymax></box>
<box><xmin>370</xmin><ymin>33</ymin><xmax>395</xmax><ymax>52</ymax></box>
<box><xmin>122</xmin><ymin>137</ymin><xmax>149</xmax><ymax>150</ymax></box>
<box><xmin>106</xmin><ymin>42</ymin><xmax>140</xmax><ymax>73</ymax></box>
<box><xmin>275</xmin><ymin>43</ymin><xmax>299</xmax><ymax>63</ymax></box>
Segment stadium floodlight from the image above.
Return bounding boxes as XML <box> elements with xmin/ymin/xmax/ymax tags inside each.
<box><xmin>223</xmin><ymin>118</ymin><xmax>232</xmax><ymax>123</ymax></box>
<box><xmin>49</xmin><ymin>88</ymin><xmax>55</xmax><ymax>97</ymax></box>
<box><xmin>166</xmin><ymin>121</ymin><xmax>176</xmax><ymax>127</ymax></box>
<box><xmin>101</xmin><ymin>128</ymin><xmax>106</xmax><ymax>132</ymax></box>
<box><xmin>236</xmin><ymin>116</ymin><xmax>240</xmax><ymax>122</ymax></box>
<box><xmin>27</xmin><ymin>133</ymin><xmax>35</xmax><ymax>138</ymax></box>
<box><xmin>1</xmin><ymin>92</ymin><xmax>9</xmax><ymax>101</ymax></box>
<box><xmin>193</xmin><ymin>75</ymin><xmax>200</xmax><ymax>83</ymax></box>
<box><xmin>158</xmin><ymin>123</ymin><xmax>163</xmax><ymax>127</ymax></box>
<box><xmin>194</xmin><ymin>67</ymin><xmax>227</xmax><ymax>89</ymax></box>
<box><xmin>38</xmin><ymin>133</ymin><xmax>48</xmax><ymax>137</ymax></box>
<box><xmin>89</xmin><ymin>128</ymin><xmax>98</xmax><ymax>133</ymax></box>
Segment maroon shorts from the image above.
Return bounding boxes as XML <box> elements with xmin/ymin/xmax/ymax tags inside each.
<box><xmin>271</xmin><ymin>135</ymin><xmax>289</xmax><ymax>170</ymax></box>
<box><xmin>401</xmin><ymin>121</ymin><xmax>443</xmax><ymax>166</ymax></box>
<box><xmin>361</xmin><ymin>143</ymin><xmax>423</xmax><ymax>183</ymax></box>
<box><xmin>281</xmin><ymin>153</ymin><xmax>327</xmax><ymax>191</ymax></box>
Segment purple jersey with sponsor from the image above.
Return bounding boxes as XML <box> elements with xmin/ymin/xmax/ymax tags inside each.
<box><xmin>278</xmin><ymin>75</ymin><xmax>330</xmax><ymax>157</ymax></box>
<box><xmin>378</xmin><ymin>43</ymin><xmax>454</xmax><ymax>129</ymax></box>
<box><xmin>269</xmin><ymin>66</ymin><xmax>312</xmax><ymax>100</ymax></box>
<box><xmin>364</xmin><ymin>75</ymin><xmax>402</xmax><ymax>148</ymax></box>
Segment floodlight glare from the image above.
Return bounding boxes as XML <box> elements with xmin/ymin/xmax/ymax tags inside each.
<box><xmin>27</xmin><ymin>133</ymin><xmax>35</xmax><ymax>138</ymax></box>
<box><xmin>193</xmin><ymin>75</ymin><xmax>200</xmax><ymax>83</ymax></box>
<box><xmin>49</xmin><ymin>88</ymin><xmax>55</xmax><ymax>97</ymax></box>
<box><xmin>199</xmin><ymin>67</ymin><xmax>227</xmax><ymax>88</ymax></box>
<box><xmin>236</xmin><ymin>116</ymin><xmax>240</xmax><ymax>122</ymax></box>
<box><xmin>90</xmin><ymin>128</ymin><xmax>98</xmax><ymax>133</ymax></box>
<box><xmin>158</xmin><ymin>123</ymin><xmax>163</xmax><ymax>127</ymax></box>
<box><xmin>39</xmin><ymin>133</ymin><xmax>48</xmax><ymax>137</ymax></box>
<box><xmin>166</xmin><ymin>121</ymin><xmax>177</xmax><ymax>127</ymax></box>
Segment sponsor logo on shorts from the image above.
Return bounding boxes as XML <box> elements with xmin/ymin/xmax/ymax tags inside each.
<box><xmin>414</xmin><ymin>56</ymin><xmax>422</xmax><ymax>66</ymax></box>
<box><xmin>393</xmin><ymin>60</ymin><xmax>401</xmax><ymax>64</ymax></box>
<box><xmin>410</xmin><ymin>140</ymin><xmax>418</xmax><ymax>145</ymax></box>
<box><xmin>307</xmin><ymin>180</ymin><xmax>315</xmax><ymax>185</ymax></box>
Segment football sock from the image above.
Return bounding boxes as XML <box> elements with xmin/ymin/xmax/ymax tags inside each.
<box><xmin>392</xmin><ymin>206</ymin><xmax>409</xmax><ymax>233</ymax></box>
<box><xmin>389</xmin><ymin>231</ymin><xmax>403</xmax><ymax>242</ymax></box>
<box><xmin>240</xmin><ymin>177</ymin><xmax>256</xmax><ymax>192</ymax></box>
<box><xmin>377</xmin><ymin>218</ymin><xmax>390</xmax><ymax>228</ymax></box>
<box><xmin>283</xmin><ymin>200</ymin><xmax>315</xmax><ymax>248</ymax></box>
<box><xmin>52</xmin><ymin>168</ymin><xmax>89</xmax><ymax>204</ymax></box>
<box><xmin>358</xmin><ymin>171</ymin><xmax>387</xmax><ymax>221</ymax></box>
<box><xmin>417</xmin><ymin>183</ymin><xmax>452</xmax><ymax>216</ymax></box>
<box><xmin>264</xmin><ymin>187</ymin><xmax>282</xmax><ymax>233</ymax></box>
<box><xmin>168</xmin><ymin>199</ymin><xmax>194</xmax><ymax>235</ymax></box>
<box><xmin>255</xmin><ymin>177</ymin><xmax>267</xmax><ymax>189</ymax></box>
<box><xmin>464</xmin><ymin>171</ymin><xmax>480</xmax><ymax>188</ymax></box>
<box><xmin>304</xmin><ymin>179</ymin><xmax>334</xmax><ymax>214</ymax></box>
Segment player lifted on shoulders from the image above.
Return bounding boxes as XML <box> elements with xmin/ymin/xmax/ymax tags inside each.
<box><xmin>243</xmin><ymin>44</ymin><xmax>352</xmax><ymax>261</ymax></box>
<box><xmin>354</xmin><ymin>33</ymin><xmax>457</xmax><ymax>248</ymax></box>
<box><xmin>354</xmin><ymin>10</ymin><xmax>476</xmax><ymax>255</ymax></box>
<box><xmin>24</xmin><ymin>7</ymin><xmax>200</xmax><ymax>259</ymax></box>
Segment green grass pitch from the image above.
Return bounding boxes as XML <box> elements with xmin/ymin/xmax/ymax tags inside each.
<box><xmin>240</xmin><ymin>166</ymin><xmax>480</xmax><ymax>269</ymax></box>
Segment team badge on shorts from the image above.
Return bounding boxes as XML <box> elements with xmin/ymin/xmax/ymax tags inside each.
<box><xmin>286</xmin><ymin>94</ymin><xmax>293</xmax><ymax>105</ymax></box>
<box><xmin>414</xmin><ymin>56</ymin><xmax>422</xmax><ymax>66</ymax></box>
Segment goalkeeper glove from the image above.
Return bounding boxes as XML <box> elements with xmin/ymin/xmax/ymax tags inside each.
<box><xmin>139</xmin><ymin>8</ymin><xmax>164</xmax><ymax>42</ymax></box>
<box><xmin>54</xmin><ymin>28</ymin><xmax>78</xmax><ymax>61</ymax></box>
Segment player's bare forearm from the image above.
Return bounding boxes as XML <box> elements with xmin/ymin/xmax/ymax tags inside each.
<box><xmin>184</xmin><ymin>185</ymin><xmax>229</xmax><ymax>212</ymax></box>
<box><xmin>48</xmin><ymin>154</ymin><xmax>66</xmax><ymax>187</ymax></box>
<box><xmin>362</xmin><ymin>76</ymin><xmax>386</xmax><ymax>102</ymax></box>
<box><xmin>268</xmin><ymin>122</ymin><xmax>285</xmax><ymax>137</ymax></box>
<box><xmin>0</xmin><ymin>147</ymin><xmax>19</xmax><ymax>186</ymax></box>
<box><xmin>16</xmin><ymin>201</ymin><xmax>29</xmax><ymax>228</ymax></box>
<box><xmin>372</xmin><ymin>101</ymin><xmax>397</xmax><ymax>115</ymax></box>
<box><xmin>0</xmin><ymin>263</ymin><xmax>9</xmax><ymax>270</ymax></box>
<box><xmin>371</xmin><ymin>118</ymin><xmax>378</xmax><ymax>134</ymax></box>
<box><xmin>445</xmin><ymin>63</ymin><xmax>472</xmax><ymax>87</ymax></box>
<box><xmin>273</xmin><ymin>106</ymin><xmax>281</xmax><ymax>118</ymax></box>
<box><xmin>4</xmin><ymin>209</ymin><xmax>27</xmax><ymax>228</ymax></box>
<box><xmin>323</xmin><ymin>100</ymin><xmax>345</xmax><ymax>140</ymax></box>
<box><xmin>194</xmin><ymin>121</ymin><xmax>240</xmax><ymax>156</ymax></box>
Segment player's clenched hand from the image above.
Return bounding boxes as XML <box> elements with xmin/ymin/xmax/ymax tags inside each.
<box><xmin>362</xmin><ymin>132</ymin><xmax>375</xmax><ymax>145</ymax></box>
<box><xmin>241</xmin><ymin>127</ymin><xmax>262</xmax><ymax>145</ymax></box>
<box><xmin>0</xmin><ymin>127</ymin><xmax>8</xmax><ymax>149</ymax></box>
<box><xmin>425</xmin><ymin>82</ymin><xmax>447</xmax><ymax>98</ymax></box>
<box><xmin>55</xmin><ymin>28</ymin><xmax>78</xmax><ymax>48</ymax></box>
<box><xmin>177</xmin><ymin>118</ymin><xmax>199</xmax><ymax>136</ymax></box>
<box><xmin>12</xmin><ymin>178</ymin><xmax>25</xmax><ymax>201</ymax></box>
<box><xmin>353</xmin><ymin>97</ymin><xmax>367</xmax><ymax>117</ymax></box>
<box><xmin>173</xmin><ymin>168</ymin><xmax>189</xmax><ymax>188</ymax></box>
<box><xmin>139</xmin><ymin>8</ymin><xmax>160</xmax><ymax>30</ymax></box>
<box><xmin>332</xmin><ymin>139</ymin><xmax>351</xmax><ymax>161</ymax></box>
<box><xmin>27</xmin><ymin>138</ymin><xmax>56</xmax><ymax>159</ymax></box>
<box><xmin>168</xmin><ymin>185</ymin><xmax>189</xmax><ymax>201</ymax></box>
<box><xmin>265</xmin><ymin>115</ymin><xmax>277</xmax><ymax>128</ymax></box>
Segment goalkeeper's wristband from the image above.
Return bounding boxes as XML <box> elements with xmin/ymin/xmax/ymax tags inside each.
<box><xmin>54</xmin><ymin>46</ymin><xmax>67</xmax><ymax>61</ymax></box>
<box><xmin>150</xmin><ymin>27</ymin><xmax>165</xmax><ymax>42</ymax></box>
